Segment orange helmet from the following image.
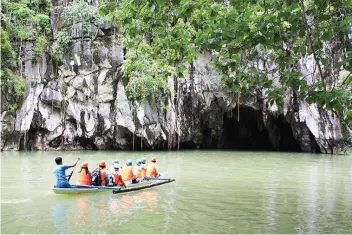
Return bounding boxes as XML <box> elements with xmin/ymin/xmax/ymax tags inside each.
<box><xmin>82</xmin><ymin>162</ymin><xmax>88</xmax><ymax>168</ymax></box>
<box><xmin>151</xmin><ymin>157</ymin><xmax>157</xmax><ymax>162</ymax></box>
<box><xmin>99</xmin><ymin>161</ymin><xmax>106</xmax><ymax>167</ymax></box>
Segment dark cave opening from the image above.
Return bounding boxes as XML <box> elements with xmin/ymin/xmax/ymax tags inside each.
<box><xmin>276</xmin><ymin>115</ymin><xmax>301</xmax><ymax>152</ymax></box>
<box><xmin>221</xmin><ymin>106</ymin><xmax>301</xmax><ymax>151</ymax></box>
<box><xmin>73</xmin><ymin>137</ymin><xmax>98</xmax><ymax>150</ymax></box>
<box><xmin>310</xmin><ymin>131</ymin><xmax>322</xmax><ymax>154</ymax></box>
<box><xmin>222</xmin><ymin>106</ymin><xmax>274</xmax><ymax>150</ymax></box>
<box><xmin>201</xmin><ymin>127</ymin><xmax>221</xmax><ymax>149</ymax></box>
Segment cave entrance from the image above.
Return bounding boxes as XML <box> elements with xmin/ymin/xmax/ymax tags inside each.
<box><xmin>222</xmin><ymin>106</ymin><xmax>273</xmax><ymax>150</ymax></box>
<box><xmin>275</xmin><ymin>115</ymin><xmax>301</xmax><ymax>152</ymax></box>
<box><xmin>222</xmin><ymin>105</ymin><xmax>302</xmax><ymax>151</ymax></box>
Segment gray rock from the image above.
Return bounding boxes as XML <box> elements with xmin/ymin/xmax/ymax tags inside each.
<box><xmin>0</xmin><ymin>29</ymin><xmax>347</xmax><ymax>153</ymax></box>
<box><xmin>15</xmin><ymin>84</ymin><xmax>44</xmax><ymax>132</ymax></box>
<box><xmin>40</xmin><ymin>87</ymin><xmax>63</xmax><ymax>108</ymax></box>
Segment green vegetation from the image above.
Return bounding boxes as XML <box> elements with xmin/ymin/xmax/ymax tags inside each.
<box><xmin>99</xmin><ymin>0</ymin><xmax>351</xmax><ymax>126</ymax></box>
<box><xmin>1</xmin><ymin>0</ymin><xmax>105</xmax><ymax>109</ymax></box>
<box><xmin>52</xmin><ymin>0</ymin><xmax>105</xmax><ymax>61</ymax></box>
<box><xmin>1</xmin><ymin>0</ymin><xmax>51</xmax><ymax>109</ymax></box>
<box><xmin>0</xmin><ymin>0</ymin><xmax>351</xmax><ymax>128</ymax></box>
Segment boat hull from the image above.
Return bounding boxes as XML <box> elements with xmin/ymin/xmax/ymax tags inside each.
<box><xmin>50</xmin><ymin>179</ymin><xmax>173</xmax><ymax>195</ymax></box>
<box><xmin>112</xmin><ymin>179</ymin><xmax>175</xmax><ymax>194</ymax></box>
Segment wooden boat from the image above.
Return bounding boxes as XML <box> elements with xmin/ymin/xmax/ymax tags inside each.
<box><xmin>50</xmin><ymin>178</ymin><xmax>174</xmax><ymax>195</ymax></box>
<box><xmin>51</xmin><ymin>179</ymin><xmax>152</xmax><ymax>195</ymax></box>
<box><xmin>112</xmin><ymin>179</ymin><xmax>175</xmax><ymax>194</ymax></box>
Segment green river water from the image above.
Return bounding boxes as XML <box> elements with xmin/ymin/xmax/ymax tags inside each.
<box><xmin>1</xmin><ymin>150</ymin><xmax>352</xmax><ymax>234</ymax></box>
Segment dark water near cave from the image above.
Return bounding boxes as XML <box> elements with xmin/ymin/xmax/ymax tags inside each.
<box><xmin>1</xmin><ymin>150</ymin><xmax>352</xmax><ymax>233</ymax></box>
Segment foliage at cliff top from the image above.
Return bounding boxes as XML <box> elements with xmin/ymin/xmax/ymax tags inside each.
<box><xmin>1</xmin><ymin>0</ymin><xmax>106</xmax><ymax>110</ymax></box>
<box><xmin>1</xmin><ymin>0</ymin><xmax>51</xmax><ymax>110</ymax></box>
<box><xmin>99</xmin><ymin>0</ymin><xmax>352</xmax><ymax>127</ymax></box>
<box><xmin>52</xmin><ymin>0</ymin><xmax>106</xmax><ymax>62</ymax></box>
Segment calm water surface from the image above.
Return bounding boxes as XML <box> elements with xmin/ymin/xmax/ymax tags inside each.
<box><xmin>1</xmin><ymin>150</ymin><xmax>352</xmax><ymax>233</ymax></box>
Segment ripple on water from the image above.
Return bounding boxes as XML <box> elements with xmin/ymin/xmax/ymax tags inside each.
<box><xmin>1</xmin><ymin>198</ymin><xmax>31</xmax><ymax>204</ymax></box>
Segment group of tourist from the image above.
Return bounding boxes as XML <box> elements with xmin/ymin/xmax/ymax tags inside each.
<box><xmin>53</xmin><ymin>156</ymin><xmax>160</xmax><ymax>188</ymax></box>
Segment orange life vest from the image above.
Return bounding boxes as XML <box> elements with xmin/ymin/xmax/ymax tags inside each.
<box><xmin>134</xmin><ymin>166</ymin><xmax>143</xmax><ymax>178</ymax></box>
<box><xmin>111</xmin><ymin>171</ymin><xmax>124</xmax><ymax>186</ymax></box>
<box><xmin>141</xmin><ymin>163</ymin><xmax>147</xmax><ymax>177</ymax></box>
<box><xmin>146</xmin><ymin>162</ymin><xmax>157</xmax><ymax>177</ymax></box>
<box><xmin>100</xmin><ymin>169</ymin><xmax>107</xmax><ymax>185</ymax></box>
<box><xmin>122</xmin><ymin>166</ymin><xmax>134</xmax><ymax>181</ymax></box>
<box><xmin>78</xmin><ymin>169</ymin><xmax>91</xmax><ymax>185</ymax></box>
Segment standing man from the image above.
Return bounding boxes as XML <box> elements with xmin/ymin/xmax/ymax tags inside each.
<box><xmin>53</xmin><ymin>157</ymin><xmax>80</xmax><ymax>188</ymax></box>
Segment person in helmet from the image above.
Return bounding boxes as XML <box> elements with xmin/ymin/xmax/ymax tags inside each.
<box><xmin>121</xmin><ymin>159</ymin><xmax>136</xmax><ymax>184</ymax></box>
<box><xmin>110</xmin><ymin>160</ymin><xmax>121</xmax><ymax>174</ymax></box>
<box><xmin>109</xmin><ymin>163</ymin><xmax>127</xmax><ymax>188</ymax></box>
<box><xmin>91</xmin><ymin>161</ymin><xmax>109</xmax><ymax>186</ymax></box>
<box><xmin>146</xmin><ymin>157</ymin><xmax>159</xmax><ymax>178</ymax></box>
<box><xmin>78</xmin><ymin>162</ymin><xmax>91</xmax><ymax>186</ymax></box>
<box><xmin>133</xmin><ymin>159</ymin><xmax>144</xmax><ymax>182</ymax></box>
<box><xmin>140</xmin><ymin>157</ymin><xmax>147</xmax><ymax>178</ymax></box>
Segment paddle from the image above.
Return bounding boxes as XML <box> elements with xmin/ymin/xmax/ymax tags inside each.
<box><xmin>67</xmin><ymin>158</ymin><xmax>80</xmax><ymax>182</ymax></box>
<box><xmin>145</xmin><ymin>177</ymin><xmax>172</xmax><ymax>181</ymax></box>
<box><xmin>142</xmin><ymin>172</ymin><xmax>169</xmax><ymax>181</ymax></box>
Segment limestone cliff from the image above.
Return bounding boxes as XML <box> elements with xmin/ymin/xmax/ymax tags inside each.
<box><xmin>0</xmin><ymin>12</ymin><xmax>348</xmax><ymax>154</ymax></box>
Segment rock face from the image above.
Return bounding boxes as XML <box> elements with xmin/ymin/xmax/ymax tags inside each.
<box><xmin>0</xmin><ymin>34</ymin><xmax>347</xmax><ymax>154</ymax></box>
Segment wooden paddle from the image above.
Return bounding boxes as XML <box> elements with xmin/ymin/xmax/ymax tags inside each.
<box><xmin>67</xmin><ymin>158</ymin><xmax>80</xmax><ymax>182</ymax></box>
<box><xmin>145</xmin><ymin>177</ymin><xmax>171</xmax><ymax>181</ymax></box>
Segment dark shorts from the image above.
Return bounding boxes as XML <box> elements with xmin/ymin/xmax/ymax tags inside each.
<box><xmin>55</xmin><ymin>182</ymin><xmax>72</xmax><ymax>188</ymax></box>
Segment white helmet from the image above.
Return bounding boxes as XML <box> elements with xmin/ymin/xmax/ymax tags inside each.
<box><xmin>113</xmin><ymin>163</ymin><xmax>120</xmax><ymax>169</ymax></box>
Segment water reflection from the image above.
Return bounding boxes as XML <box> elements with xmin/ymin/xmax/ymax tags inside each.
<box><xmin>307</xmin><ymin>166</ymin><xmax>318</xmax><ymax>233</ymax></box>
<box><xmin>76</xmin><ymin>196</ymin><xmax>89</xmax><ymax>226</ymax></box>
<box><xmin>263</xmin><ymin>169</ymin><xmax>278</xmax><ymax>233</ymax></box>
<box><xmin>97</xmin><ymin>199</ymin><xmax>106</xmax><ymax>227</ymax></box>
<box><xmin>53</xmin><ymin>202</ymin><xmax>66</xmax><ymax>233</ymax></box>
<box><xmin>108</xmin><ymin>191</ymin><xmax>158</xmax><ymax>215</ymax></box>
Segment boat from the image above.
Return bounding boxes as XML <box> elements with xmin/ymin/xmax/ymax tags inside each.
<box><xmin>112</xmin><ymin>179</ymin><xmax>175</xmax><ymax>194</ymax></box>
<box><xmin>50</xmin><ymin>178</ymin><xmax>174</xmax><ymax>195</ymax></box>
<box><xmin>51</xmin><ymin>185</ymin><xmax>122</xmax><ymax>195</ymax></box>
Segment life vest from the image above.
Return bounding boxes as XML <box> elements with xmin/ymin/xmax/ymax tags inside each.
<box><xmin>146</xmin><ymin>162</ymin><xmax>157</xmax><ymax>177</ymax></box>
<box><xmin>78</xmin><ymin>169</ymin><xmax>91</xmax><ymax>185</ymax></box>
<box><xmin>134</xmin><ymin>166</ymin><xmax>143</xmax><ymax>178</ymax></box>
<box><xmin>111</xmin><ymin>171</ymin><xmax>124</xmax><ymax>186</ymax></box>
<box><xmin>100</xmin><ymin>169</ymin><xmax>107</xmax><ymax>186</ymax></box>
<box><xmin>141</xmin><ymin>163</ymin><xmax>147</xmax><ymax>177</ymax></box>
<box><xmin>122</xmin><ymin>165</ymin><xmax>134</xmax><ymax>181</ymax></box>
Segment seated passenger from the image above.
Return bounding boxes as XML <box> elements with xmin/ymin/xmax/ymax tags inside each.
<box><xmin>146</xmin><ymin>157</ymin><xmax>159</xmax><ymax>178</ymax></box>
<box><xmin>91</xmin><ymin>161</ymin><xmax>109</xmax><ymax>186</ymax></box>
<box><xmin>121</xmin><ymin>159</ymin><xmax>136</xmax><ymax>184</ymax></box>
<box><xmin>133</xmin><ymin>159</ymin><xmax>143</xmax><ymax>182</ymax></box>
<box><xmin>110</xmin><ymin>160</ymin><xmax>120</xmax><ymax>174</ymax></box>
<box><xmin>109</xmin><ymin>163</ymin><xmax>127</xmax><ymax>188</ymax></box>
<box><xmin>141</xmin><ymin>157</ymin><xmax>147</xmax><ymax>178</ymax></box>
<box><xmin>78</xmin><ymin>162</ymin><xmax>91</xmax><ymax>186</ymax></box>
